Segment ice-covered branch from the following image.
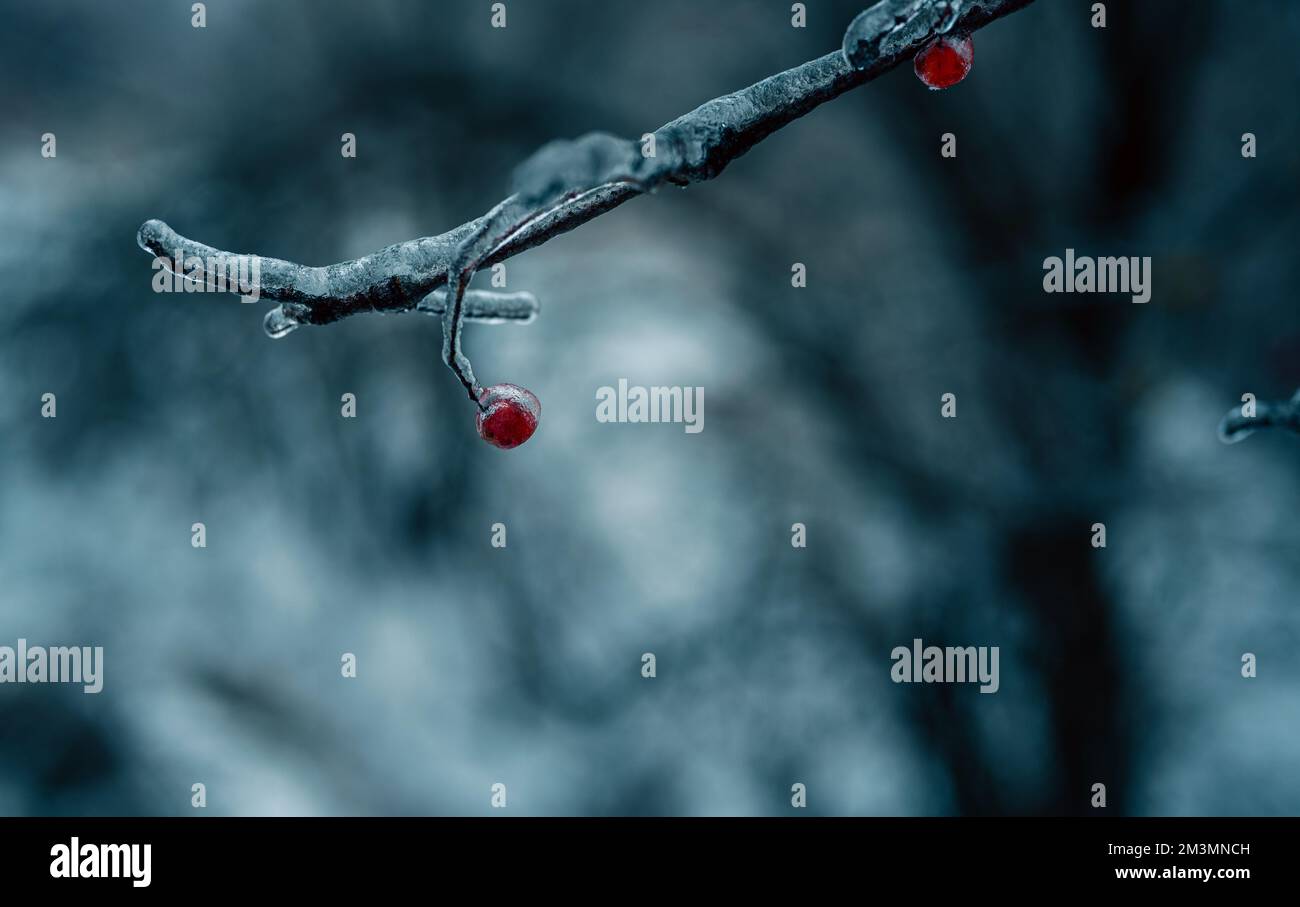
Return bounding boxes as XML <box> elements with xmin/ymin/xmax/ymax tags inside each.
<box><xmin>138</xmin><ymin>0</ymin><xmax>1033</xmax><ymax>332</ymax></box>
<box><xmin>1218</xmin><ymin>389</ymin><xmax>1300</xmax><ymax>444</ymax></box>
<box><xmin>137</xmin><ymin>0</ymin><xmax>1035</xmax><ymax>442</ymax></box>
<box><xmin>138</xmin><ymin>217</ymin><xmax>538</xmax><ymax>335</ymax></box>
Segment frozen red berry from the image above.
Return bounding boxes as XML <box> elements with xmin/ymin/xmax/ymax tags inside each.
<box><xmin>914</xmin><ymin>33</ymin><xmax>973</xmax><ymax>90</ymax></box>
<box><xmin>475</xmin><ymin>383</ymin><xmax>540</xmax><ymax>449</ymax></box>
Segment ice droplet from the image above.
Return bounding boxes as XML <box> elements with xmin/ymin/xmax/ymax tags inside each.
<box><xmin>264</xmin><ymin>306</ymin><xmax>301</xmax><ymax>339</ymax></box>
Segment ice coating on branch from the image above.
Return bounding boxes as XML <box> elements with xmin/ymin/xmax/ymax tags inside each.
<box><xmin>440</xmin><ymin>132</ymin><xmax>675</xmax><ymax>401</ymax></box>
<box><xmin>137</xmin><ymin>1</ymin><xmax>1030</xmax><ymax>335</ymax></box>
<box><xmin>138</xmin><ymin>217</ymin><xmax>494</xmax><ymax>319</ymax></box>
<box><xmin>138</xmin><ymin>218</ymin><xmax>329</xmax><ymax>302</ymax></box>
<box><xmin>261</xmin><ymin>291</ymin><xmax>538</xmax><ymax>339</ymax></box>
<box><xmin>136</xmin><ymin>0</ymin><xmax>1036</xmax><ymax>415</ymax></box>
<box><xmin>1218</xmin><ymin>390</ymin><xmax>1300</xmax><ymax>444</ymax></box>
<box><xmin>842</xmin><ymin>0</ymin><xmax>966</xmax><ymax>70</ymax></box>
<box><xmin>418</xmin><ymin>288</ymin><xmax>539</xmax><ymax>324</ymax></box>
<box><xmin>936</xmin><ymin>0</ymin><xmax>964</xmax><ymax>32</ymax></box>
<box><xmin>1219</xmin><ymin>419</ymin><xmax>1258</xmax><ymax>444</ymax></box>
<box><xmin>511</xmin><ymin>132</ymin><xmax>671</xmax><ymax>207</ymax></box>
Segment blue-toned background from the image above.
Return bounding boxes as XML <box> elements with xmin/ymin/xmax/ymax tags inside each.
<box><xmin>1</xmin><ymin>0</ymin><xmax>1298</xmax><ymax>815</ymax></box>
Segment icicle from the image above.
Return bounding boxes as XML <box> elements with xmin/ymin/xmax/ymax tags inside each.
<box><xmin>263</xmin><ymin>306</ymin><xmax>302</xmax><ymax>339</ymax></box>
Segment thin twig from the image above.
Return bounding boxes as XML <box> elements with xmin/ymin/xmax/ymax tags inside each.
<box><xmin>1219</xmin><ymin>389</ymin><xmax>1300</xmax><ymax>443</ymax></box>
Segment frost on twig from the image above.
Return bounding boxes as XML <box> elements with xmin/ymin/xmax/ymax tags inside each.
<box><xmin>137</xmin><ymin>0</ymin><xmax>1035</xmax><ymax>405</ymax></box>
<box><xmin>843</xmin><ymin>0</ymin><xmax>967</xmax><ymax>68</ymax></box>
<box><xmin>1218</xmin><ymin>389</ymin><xmax>1300</xmax><ymax>444</ymax></box>
<box><xmin>440</xmin><ymin>132</ymin><xmax>679</xmax><ymax>401</ymax></box>
<box><xmin>260</xmin><ymin>287</ymin><xmax>539</xmax><ymax>339</ymax></box>
<box><xmin>416</xmin><ymin>288</ymin><xmax>538</xmax><ymax>324</ymax></box>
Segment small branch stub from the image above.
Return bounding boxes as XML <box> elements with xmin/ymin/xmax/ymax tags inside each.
<box><xmin>1218</xmin><ymin>389</ymin><xmax>1300</xmax><ymax>444</ymax></box>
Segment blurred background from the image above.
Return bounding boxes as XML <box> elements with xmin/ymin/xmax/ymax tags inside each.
<box><xmin>1</xmin><ymin>0</ymin><xmax>1298</xmax><ymax>816</ymax></box>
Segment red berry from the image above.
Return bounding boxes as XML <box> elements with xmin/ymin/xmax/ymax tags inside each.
<box><xmin>475</xmin><ymin>383</ymin><xmax>540</xmax><ymax>449</ymax></box>
<box><xmin>914</xmin><ymin>33</ymin><xmax>973</xmax><ymax>90</ymax></box>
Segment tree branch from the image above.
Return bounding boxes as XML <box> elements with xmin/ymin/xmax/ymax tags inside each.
<box><xmin>137</xmin><ymin>0</ymin><xmax>1035</xmax><ymax>416</ymax></box>
<box><xmin>138</xmin><ymin>0</ymin><xmax>1033</xmax><ymax>325</ymax></box>
<box><xmin>1219</xmin><ymin>389</ymin><xmax>1300</xmax><ymax>444</ymax></box>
